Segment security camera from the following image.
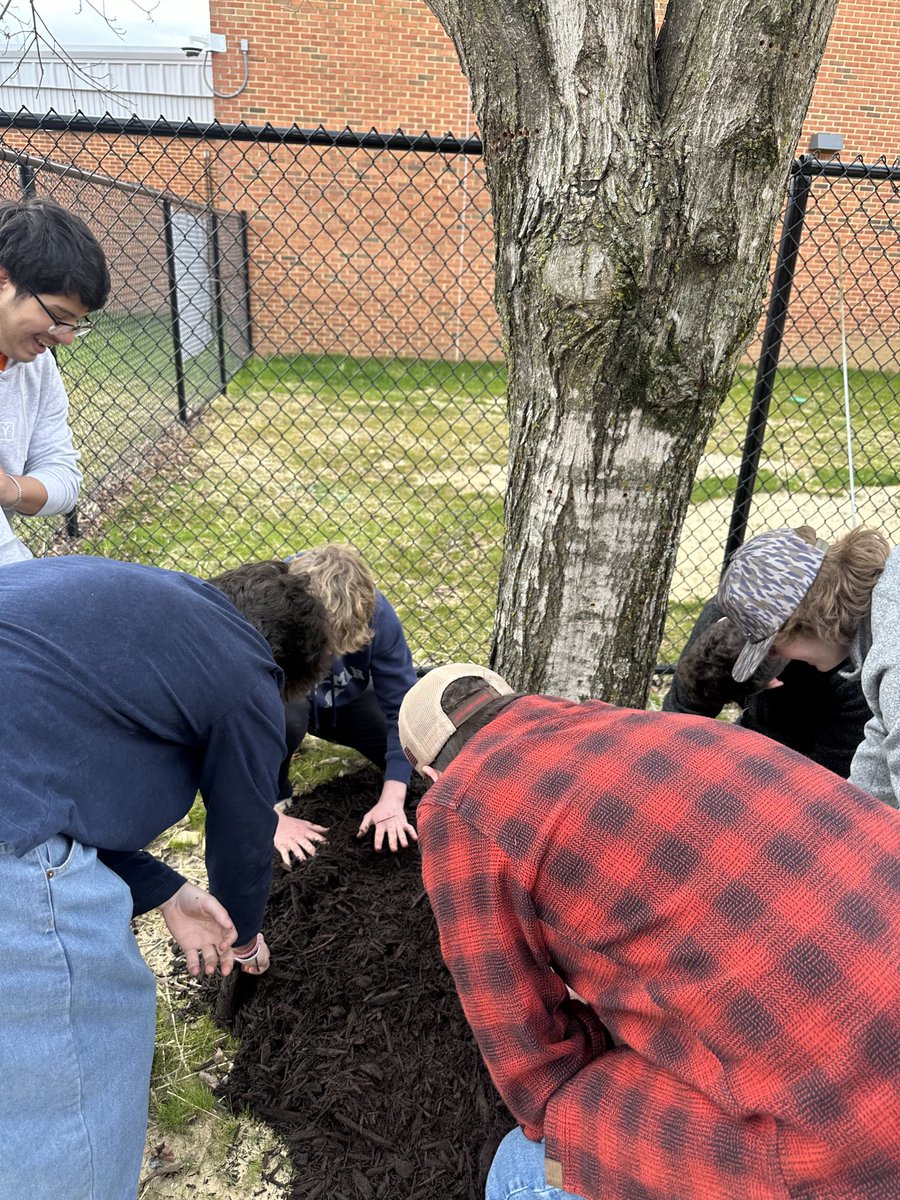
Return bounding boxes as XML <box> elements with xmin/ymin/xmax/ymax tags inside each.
<box><xmin>182</xmin><ymin>46</ymin><xmax>202</xmax><ymax>58</ymax></box>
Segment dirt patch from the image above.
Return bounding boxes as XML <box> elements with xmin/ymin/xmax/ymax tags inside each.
<box><xmin>135</xmin><ymin>838</ymin><xmax>293</xmax><ymax>1200</ymax></box>
<box><xmin>204</xmin><ymin>766</ymin><xmax>512</xmax><ymax>1200</ymax></box>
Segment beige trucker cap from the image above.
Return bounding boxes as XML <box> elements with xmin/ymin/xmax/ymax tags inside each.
<box><xmin>398</xmin><ymin>663</ymin><xmax>513</xmax><ymax>772</ymax></box>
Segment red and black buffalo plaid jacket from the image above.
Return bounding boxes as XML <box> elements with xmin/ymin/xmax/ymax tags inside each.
<box><xmin>419</xmin><ymin>696</ymin><xmax>900</xmax><ymax>1200</ymax></box>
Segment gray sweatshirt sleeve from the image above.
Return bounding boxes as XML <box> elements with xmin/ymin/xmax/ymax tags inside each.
<box><xmin>849</xmin><ymin>550</ymin><xmax>900</xmax><ymax>809</ymax></box>
<box><xmin>23</xmin><ymin>355</ymin><xmax>82</xmax><ymax>516</ymax></box>
<box><xmin>0</xmin><ymin>506</ymin><xmax>30</xmax><ymax>564</ymax></box>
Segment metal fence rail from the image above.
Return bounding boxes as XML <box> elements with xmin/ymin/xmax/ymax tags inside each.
<box><xmin>0</xmin><ymin>110</ymin><xmax>897</xmax><ymax>667</ymax></box>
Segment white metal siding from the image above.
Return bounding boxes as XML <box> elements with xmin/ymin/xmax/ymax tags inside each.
<box><xmin>0</xmin><ymin>48</ymin><xmax>215</xmax><ymax>123</ymax></box>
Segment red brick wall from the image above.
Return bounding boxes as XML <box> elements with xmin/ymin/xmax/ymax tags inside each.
<box><xmin>210</xmin><ymin>1</ymin><xmax>472</xmax><ymax>134</ymax></box>
<box><xmin>801</xmin><ymin>0</ymin><xmax>900</xmax><ymax>159</ymax></box>
<box><xmin>6</xmin><ymin>2</ymin><xmax>893</xmax><ymax>366</ymax></box>
<box><xmin>210</xmin><ymin>1</ymin><xmax>899</xmax><ymax>161</ymax></box>
<box><xmin>201</xmin><ymin>1</ymin><xmax>899</xmax><ymax>365</ymax></box>
<box><xmin>214</xmin><ymin>141</ymin><xmax>498</xmax><ymax>359</ymax></box>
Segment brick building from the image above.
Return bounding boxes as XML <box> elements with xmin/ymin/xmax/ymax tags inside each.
<box><xmin>3</xmin><ymin>2</ymin><xmax>894</xmax><ymax>363</ymax></box>
<box><xmin>207</xmin><ymin>0</ymin><xmax>899</xmax><ymax>159</ymax></box>
<box><xmin>199</xmin><ymin>0</ymin><xmax>900</xmax><ymax>362</ymax></box>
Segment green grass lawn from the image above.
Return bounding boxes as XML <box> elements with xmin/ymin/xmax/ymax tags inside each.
<box><xmin>66</xmin><ymin>348</ymin><xmax>900</xmax><ymax>667</ymax></box>
<box><xmin>76</xmin><ymin>351</ymin><xmax>508</xmax><ymax>664</ymax></box>
<box><xmin>705</xmin><ymin>362</ymin><xmax>900</xmax><ymax>482</ymax></box>
<box><xmin>60</xmin><ymin>311</ymin><xmax>225</xmax><ymax>486</ymax></box>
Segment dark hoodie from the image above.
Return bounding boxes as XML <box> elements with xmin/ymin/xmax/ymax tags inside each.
<box><xmin>662</xmin><ymin>598</ymin><xmax>870</xmax><ymax>777</ymax></box>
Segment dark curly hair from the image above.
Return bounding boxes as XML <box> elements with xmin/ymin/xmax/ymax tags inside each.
<box><xmin>209</xmin><ymin>561</ymin><xmax>332</xmax><ymax>700</ymax></box>
<box><xmin>675</xmin><ymin>617</ymin><xmax>783</xmax><ymax>711</ymax></box>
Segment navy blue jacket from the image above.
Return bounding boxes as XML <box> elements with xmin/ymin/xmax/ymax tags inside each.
<box><xmin>0</xmin><ymin>556</ymin><xmax>282</xmax><ymax>942</ymax></box>
<box><xmin>284</xmin><ymin>550</ymin><xmax>417</xmax><ymax>786</ymax></box>
<box><xmin>310</xmin><ymin>591</ymin><xmax>417</xmax><ymax>785</ymax></box>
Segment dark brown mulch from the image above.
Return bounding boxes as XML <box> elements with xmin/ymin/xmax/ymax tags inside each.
<box><xmin>209</xmin><ymin>765</ymin><xmax>512</xmax><ymax>1200</ymax></box>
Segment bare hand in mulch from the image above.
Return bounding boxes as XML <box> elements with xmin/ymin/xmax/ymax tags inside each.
<box><xmin>357</xmin><ymin>780</ymin><xmax>418</xmax><ymax>853</ymax></box>
<box><xmin>199</xmin><ymin>766</ymin><xmax>512</xmax><ymax>1200</ymax></box>
<box><xmin>274</xmin><ymin>811</ymin><xmax>329</xmax><ymax>867</ymax></box>
<box><xmin>159</xmin><ymin>882</ymin><xmax>238</xmax><ymax>977</ymax></box>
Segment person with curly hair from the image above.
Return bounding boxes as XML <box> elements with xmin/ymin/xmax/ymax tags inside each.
<box><xmin>717</xmin><ymin>524</ymin><xmax>897</xmax><ymax>805</ymax></box>
<box><xmin>0</xmin><ymin>555</ymin><xmax>331</xmax><ymax>1199</ymax></box>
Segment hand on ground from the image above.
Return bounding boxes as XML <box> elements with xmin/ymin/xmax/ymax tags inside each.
<box><xmin>357</xmin><ymin>781</ymin><xmax>417</xmax><ymax>852</ymax></box>
<box><xmin>274</xmin><ymin>811</ymin><xmax>329</xmax><ymax>867</ymax></box>
<box><xmin>159</xmin><ymin>882</ymin><xmax>237</xmax><ymax>977</ymax></box>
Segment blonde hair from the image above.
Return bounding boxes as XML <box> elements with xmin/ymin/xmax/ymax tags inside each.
<box><xmin>776</xmin><ymin>526</ymin><xmax>889</xmax><ymax>647</ymax></box>
<box><xmin>288</xmin><ymin>544</ymin><xmax>376</xmax><ymax>656</ymax></box>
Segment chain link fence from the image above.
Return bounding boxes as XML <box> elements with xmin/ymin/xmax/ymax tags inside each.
<box><xmin>0</xmin><ymin>112</ymin><xmax>897</xmax><ymax>667</ymax></box>
<box><xmin>668</xmin><ymin>155</ymin><xmax>900</xmax><ymax>661</ymax></box>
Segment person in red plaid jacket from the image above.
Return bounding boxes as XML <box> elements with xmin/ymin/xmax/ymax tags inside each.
<box><xmin>399</xmin><ymin>664</ymin><xmax>900</xmax><ymax>1200</ymax></box>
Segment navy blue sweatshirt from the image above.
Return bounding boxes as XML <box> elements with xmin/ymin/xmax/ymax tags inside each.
<box><xmin>285</xmin><ymin>565</ymin><xmax>417</xmax><ymax>786</ymax></box>
<box><xmin>0</xmin><ymin>556</ymin><xmax>283</xmax><ymax>943</ymax></box>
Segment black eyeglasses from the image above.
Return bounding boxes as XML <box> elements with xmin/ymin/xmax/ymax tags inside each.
<box><xmin>28</xmin><ymin>290</ymin><xmax>93</xmax><ymax>338</ymax></box>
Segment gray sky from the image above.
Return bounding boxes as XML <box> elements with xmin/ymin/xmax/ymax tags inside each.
<box><xmin>2</xmin><ymin>0</ymin><xmax>211</xmax><ymax>49</ymax></box>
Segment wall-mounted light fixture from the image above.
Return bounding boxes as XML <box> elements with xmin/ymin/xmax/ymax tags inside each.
<box><xmin>808</xmin><ymin>132</ymin><xmax>843</xmax><ymax>156</ymax></box>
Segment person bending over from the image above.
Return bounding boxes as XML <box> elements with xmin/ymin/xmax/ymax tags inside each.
<box><xmin>663</xmin><ymin>595</ymin><xmax>870</xmax><ymax>777</ymax></box>
<box><xmin>718</xmin><ymin>524</ymin><xmax>898</xmax><ymax>805</ymax></box>
<box><xmin>271</xmin><ymin>543</ymin><xmax>418</xmax><ymax>858</ymax></box>
<box><xmin>0</xmin><ymin>198</ymin><xmax>109</xmax><ymax>563</ymax></box>
<box><xmin>399</xmin><ymin>663</ymin><xmax>899</xmax><ymax>1200</ymax></box>
<box><xmin>0</xmin><ymin>555</ymin><xmax>330</xmax><ymax>1200</ymax></box>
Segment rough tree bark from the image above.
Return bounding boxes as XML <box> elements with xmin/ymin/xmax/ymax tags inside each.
<box><xmin>425</xmin><ymin>0</ymin><xmax>838</xmax><ymax>705</ymax></box>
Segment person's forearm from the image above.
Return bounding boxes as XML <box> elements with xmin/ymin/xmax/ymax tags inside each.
<box><xmin>544</xmin><ymin>1048</ymin><xmax>762</xmax><ymax>1200</ymax></box>
<box><xmin>0</xmin><ymin>470</ymin><xmax>48</xmax><ymax>516</ymax></box>
<box><xmin>378</xmin><ymin>778</ymin><xmax>407</xmax><ymax>808</ymax></box>
<box><xmin>97</xmin><ymin>848</ymin><xmax>188</xmax><ymax>916</ymax></box>
<box><xmin>383</xmin><ymin>746</ymin><xmax>414</xmax><ymax>786</ymax></box>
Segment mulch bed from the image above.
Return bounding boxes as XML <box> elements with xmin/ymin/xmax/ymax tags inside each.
<box><xmin>207</xmin><ymin>765</ymin><xmax>512</xmax><ymax>1200</ymax></box>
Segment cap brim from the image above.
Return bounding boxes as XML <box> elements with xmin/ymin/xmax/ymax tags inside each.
<box><xmin>732</xmin><ymin>634</ymin><xmax>778</xmax><ymax>683</ymax></box>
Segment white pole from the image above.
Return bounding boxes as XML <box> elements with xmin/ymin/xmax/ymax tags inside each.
<box><xmin>451</xmin><ymin>100</ymin><xmax>474</xmax><ymax>363</ymax></box>
<box><xmin>835</xmin><ymin>235</ymin><xmax>858</xmax><ymax>526</ymax></box>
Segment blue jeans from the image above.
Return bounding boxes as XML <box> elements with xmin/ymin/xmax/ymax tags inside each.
<box><xmin>0</xmin><ymin>836</ymin><xmax>157</xmax><ymax>1199</ymax></box>
<box><xmin>486</xmin><ymin>1128</ymin><xmax>587</xmax><ymax>1199</ymax></box>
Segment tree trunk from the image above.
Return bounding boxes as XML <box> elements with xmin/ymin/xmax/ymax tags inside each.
<box><xmin>425</xmin><ymin>0</ymin><xmax>838</xmax><ymax>704</ymax></box>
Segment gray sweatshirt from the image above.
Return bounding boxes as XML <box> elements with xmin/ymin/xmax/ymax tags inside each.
<box><xmin>848</xmin><ymin>547</ymin><xmax>900</xmax><ymax>808</ymax></box>
<box><xmin>0</xmin><ymin>352</ymin><xmax>81</xmax><ymax>565</ymax></box>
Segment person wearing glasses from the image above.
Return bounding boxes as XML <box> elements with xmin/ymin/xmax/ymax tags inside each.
<box><xmin>0</xmin><ymin>197</ymin><xmax>109</xmax><ymax>566</ymax></box>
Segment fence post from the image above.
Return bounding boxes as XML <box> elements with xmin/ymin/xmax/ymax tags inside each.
<box><xmin>162</xmin><ymin>199</ymin><xmax>189</xmax><ymax>424</ymax></box>
<box><xmin>721</xmin><ymin>157</ymin><xmax>816</xmax><ymax>572</ymax></box>
<box><xmin>239</xmin><ymin>212</ymin><xmax>255</xmax><ymax>357</ymax></box>
<box><xmin>18</xmin><ymin>163</ymin><xmax>37</xmax><ymax>197</ymax></box>
<box><xmin>209</xmin><ymin>211</ymin><xmax>229</xmax><ymax>394</ymax></box>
